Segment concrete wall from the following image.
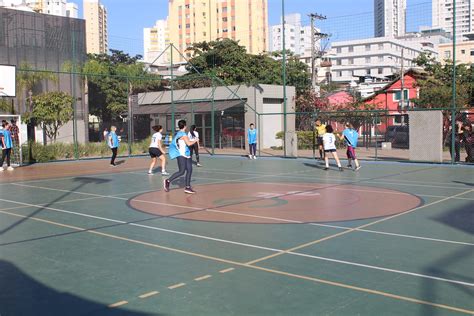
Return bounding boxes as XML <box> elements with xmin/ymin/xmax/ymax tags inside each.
<box><xmin>409</xmin><ymin>111</ymin><xmax>443</xmax><ymax>162</ymax></box>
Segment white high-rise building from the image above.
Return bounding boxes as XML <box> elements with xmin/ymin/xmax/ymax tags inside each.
<box><xmin>433</xmin><ymin>0</ymin><xmax>474</xmax><ymax>39</ymax></box>
<box><xmin>269</xmin><ymin>13</ymin><xmax>315</xmax><ymax>57</ymax></box>
<box><xmin>0</xmin><ymin>0</ymin><xmax>78</xmax><ymax>17</ymax></box>
<box><xmin>144</xmin><ymin>19</ymin><xmax>169</xmax><ymax>65</ymax></box>
<box><xmin>374</xmin><ymin>0</ymin><xmax>406</xmax><ymax>37</ymax></box>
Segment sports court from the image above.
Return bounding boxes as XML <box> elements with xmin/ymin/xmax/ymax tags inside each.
<box><xmin>0</xmin><ymin>156</ymin><xmax>473</xmax><ymax>315</ymax></box>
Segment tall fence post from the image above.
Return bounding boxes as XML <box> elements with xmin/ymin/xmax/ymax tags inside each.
<box><xmin>211</xmin><ymin>78</ymin><xmax>215</xmax><ymax>155</ymax></box>
<box><xmin>451</xmin><ymin>0</ymin><xmax>457</xmax><ymax>164</ymax></box>
<box><xmin>71</xmin><ymin>24</ymin><xmax>79</xmax><ymax>160</ymax></box>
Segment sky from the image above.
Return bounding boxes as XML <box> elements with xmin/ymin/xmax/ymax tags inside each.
<box><xmin>78</xmin><ymin>0</ymin><xmax>432</xmax><ymax>56</ymax></box>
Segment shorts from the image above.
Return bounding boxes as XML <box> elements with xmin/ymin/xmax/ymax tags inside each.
<box><xmin>324</xmin><ymin>149</ymin><xmax>337</xmax><ymax>153</ymax></box>
<box><xmin>317</xmin><ymin>137</ymin><xmax>324</xmax><ymax>146</ymax></box>
<box><xmin>149</xmin><ymin>147</ymin><xmax>162</xmax><ymax>158</ymax></box>
<box><xmin>346</xmin><ymin>146</ymin><xmax>357</xmax><ymax>159</ymax></box>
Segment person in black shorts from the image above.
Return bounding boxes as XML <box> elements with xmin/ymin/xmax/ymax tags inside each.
<box><xmin>148</xmin><ymin>125</ymin><xmax>169</xmax><ymax>176</ymax></box>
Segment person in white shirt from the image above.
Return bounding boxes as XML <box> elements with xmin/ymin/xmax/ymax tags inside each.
<box><xmin>188</xmin><ymin>125</ymin><xmax>202</xmax><ymax>167</ymax></box>
<box><xmin>148</xmin><ymin>125</ymin><xmax>169</xmax><ymax>176</ymax></box>
<box><xmin>322</xmin><ymin>125</ymin><xmax>343</xmax><ymax>171</ymax></box>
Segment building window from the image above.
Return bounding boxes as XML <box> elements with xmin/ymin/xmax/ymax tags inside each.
<box><xmin>393</xmin><ymin>90</ymin><xmax>409</xmax><ymax>101</ymax></box>
<box><xmin>378</xmin><ymin>43</ymin><xmax>384</xmax><ymax>50</ymax></box>
<box><xmin>378</xmin><ymin>68</ymin><xmax>383</xmax><ymax>74</ymax></box>
<box><xmin>223</xmin><ymin>17</ymin><xmax>228</xmax><ymax>22</ymax></box>
<box><xmin>336</xmin><ymin>59</ymin><xmax>341</xmax><ymax>65</ymax></box>
<box><xmin>470</xmin><ymin>50</ymin><xmax>474</xmax><ymax>56</ymax></box>
<box><xmin>461</xmin><ymin>49</ymin><xmax>466</xmax><ymax>54</ymax></box>
<box><xmin>365</xmin><ymin>44</ymin><xmax>370</xmax><ymax>51</ymax></box>
<box><xmin>378</xmin><ymin>56</ymin><xmax>384</xmax><ymax>62</ymax></box>
<box><xmin>186</xmin><ymin>24</ymin><xmax>190</xmax><ymax>28</ymax></box>
<box><xmin>365</xmin><ymin>57</ymin><xmax>370</xmax><ymax>63</ymax></box>
<box><xmin>348</xmin><ymin>58</ymin><xmax>354</xmax><ymax>65</ymax></box>
<box><xmin>444</xmin><ymin>50</ymin><xmax>451</xmax><ymax>58</ymax></box>
<box><xmin>338</xmin><ymin>71</ymin><xmax>342</xmax><ymax>77</ymax></box>
<box><xmin>337</xmin><ymin>47</ymin><xmax>341</xmax><ymax>53</ymax></box>
<box><xmin>366</xmin><ymin>69</ymin><xmax>371</xmax><ymax>75</ymax></box>
<box><xmin>348</xmin><ymin>46</ymin><xmax>354</xmax><ymax>52</ymax></box>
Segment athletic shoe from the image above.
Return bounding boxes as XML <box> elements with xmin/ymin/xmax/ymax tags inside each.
<box><xmin>197</xmin><ymin>163</ymin><xmax>202</xmax><ymax>167</ymax></box>
<box><xmin>163</xmin><ymin>179</ymin><xmax>170</xmax><ymax>192</ymax></box>
<box><xmin>249</xmin><ymin>155</ymin><xmax>252</xmax><ymax>159</ymax></box>
<box><xmin>253</xmin><ymin>156</ymin><xmax>257</xmax><ymax>160</ymax></box>
<box><xmin>161</xmin><ymin>171</ymin><xmax>170</xmax><ymax>176</ymax></box>
<box><xmin>355</xmin><ymin>166</ymin><xmax>361</xmax><ymax>171</ymax></box>
<box><xmin>184</xmin><ymin>187</ymin><xmax>196</xmax><ymax>194</ymax></box>
<box><xmin>347</xmin><ymin>165</ymin><xmax>353</xmax><ymax>169</ymax></box>
<box><xmin>110</xmin><ymin>164</ymin><xmax>116</xmax><ymax>167</ymax></box>
<box><xmin>323</xmin><ymin>167</ymin><xmax>329</xmax><ymax>171</ymax></box>
<box><xmin>339</xmin><ymin>167</ymin><xmax>344</xmax><ymax>172</ymax></box>
<box><xmin>7</xmin><ymin>167</ymin><xmax>14</xmax><ymax>171</ymax></box>
<box><xmin>148</xmin><ymin>170</ymin><xmax>153</xmax><ymax>175</ymax></box>
<box><xmin>0</xmin><ymin>167</ymin><xmax>4</xmax><ymax>172</ymax></box>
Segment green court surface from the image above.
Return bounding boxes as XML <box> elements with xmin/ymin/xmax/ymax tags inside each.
<box><xmin>0</xmin><ymin>157</ymin><xmax>473</xmax><ymax>316</ymax></box>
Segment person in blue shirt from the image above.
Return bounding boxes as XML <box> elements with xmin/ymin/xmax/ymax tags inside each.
<box><xmin>164</xmin><ymin>120</ymin><xmax>198</xmax><ymax>194</ymax></box>
<box><xmin>0</xmin><ymin>121</ymin><xmax>14</xmax><ymax>171</ymax></box>
<box><xmin>339</xmin><ymin>122</ymin><xmax>361</xmax><ymax>171</ymax></box>
<box><xmin>248</xmin><ymin>123</ymin><xmax>258</xmax><ymax>159</ymax></box>
<box><xmin>107</xmin><ymin>126</ymin><xmax>120</xmax><ymax>167</ymax></box>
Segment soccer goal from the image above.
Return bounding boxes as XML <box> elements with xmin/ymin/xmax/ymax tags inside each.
<box><xmin>0</xmin><ymin>114</ymin><xmax>24</xmax><ymax>167</ymax></box>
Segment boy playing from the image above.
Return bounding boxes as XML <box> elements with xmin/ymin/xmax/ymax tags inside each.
<box><xmin>340</xmin><ymin>122</ymin><xmax>361</xmax><ymax>171</ymax></box>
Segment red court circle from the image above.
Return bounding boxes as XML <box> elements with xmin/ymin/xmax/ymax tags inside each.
<box><xmin>128</xmin><ymin>182</ymin><xmax>422</xmax><ymax>224</ymax></box>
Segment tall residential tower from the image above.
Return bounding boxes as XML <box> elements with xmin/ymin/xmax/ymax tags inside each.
<box><xmin>374</xmin><ymin>0</ymin><xmax>406</xmax><ymax>37</ymax></box>
<box><xmin>167</xmin><ymin>0</ymin><xmax>268</xmax><ymax>61</ymax></box>
<box><xmin>433</xmin><ymin>0</ymin><xmax>474</xmax><ymax>39</ymax></box>
<box><xmin>83</xmin><ymin>0</ymin><xmax>108</xmax><ymax>54</ymax></box>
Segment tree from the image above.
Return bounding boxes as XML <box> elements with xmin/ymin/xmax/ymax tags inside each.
<box><xmin>24</xmin><ymin>91</ymin><xmax>74</xmax><ymax>143</ymax></box>
<box><xmin>413</xmin><ymin>52</ymin><xmax>473</xmax><ymax>108</ymax></box>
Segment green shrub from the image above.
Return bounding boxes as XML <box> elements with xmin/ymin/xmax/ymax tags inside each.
<box><xmin>275</xmin><ymin>131</ymin><xmax>344</xmax><ymax>150</ymax></box>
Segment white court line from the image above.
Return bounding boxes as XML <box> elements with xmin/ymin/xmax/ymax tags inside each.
<box><xmin>287</xmin><ymin>252</ymin><xmax>474</xmax><ymax>288</ymax></box>
<box><xmin>7</xmin><ymin>181</ymin><xmax>474</xmax><ymax>247</ymax></box>
<box><xmin>1</xmin><ymin>200</ymin><xmax>473</xmax><ymax>289</ymax></box>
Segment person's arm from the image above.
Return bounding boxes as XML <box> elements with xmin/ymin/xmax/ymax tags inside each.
<box><xmin>158</xmin><ymin>139</ymin><xmax>166</xmax><ymax>153</ymax></box>
<box><xmin>1</xmin><ymin>135</ymin><xmax>5</xmax><ymax>149</ymax></box>
<box><xmin>108</xmin><ymin>134</ymin><xmax>113</xmax><ymax>147</ymax></box>
<box><xmin>181</xmin><ymin>135</ymin><xmax>197</xmax><ymax>146</ymax></box>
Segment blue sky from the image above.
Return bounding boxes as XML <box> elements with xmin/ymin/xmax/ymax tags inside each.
<box><xmin>79</xmin><ymin>0</ymin><xmax>431</xmax><ymax>56</ymax></box>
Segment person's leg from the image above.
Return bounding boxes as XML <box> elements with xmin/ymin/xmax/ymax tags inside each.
<box><xmin>251</xmin><ymin>143</ymin><xmax>257</xmax><ymax>158</ymax></box>
<box><xmin>194</xmin><ymin>144</ymin><xmax>200</xmax><ymax>164</ymax></box>
<box><xmin>0</xmin><ymin>149</ymin><xmax>6</xmax><ymax>169</ymax></box>
<box><xmin>189</xmin><ymin>143</ymin><xmax>195</xmax><ymax>161</ymax></box>
<box><xmin>6</xmin><ymin>148</ymin><xmax>11</xmax><ymax>167</ymax></box>
<box><xmin>184</xmin><ymin>157</ymin><xmax>193</xmax><ymax>188</ymax></box>
<box><xmin>455</xmin><ymin>140</ymin><xmax>461</xmax><ymax>162</ymax></box>
<box><xmin>110</xmin><ymin>148</ymin><xmax>117</xmax><ymax>165</ymax></box>
<box><xmin>332</xmin><ymin>151</ymin><xmax>343</xmax><ymax>170</ymax></box>
<box><xmin>324</xmin><ymin>152</ymin><xmax>329</xmax><ymax>169</ymax></box>
<box><xmin>160</xmin><ymin>155</ymin><xmax>168</xmax><ymax>174</ymax></box>
<box><xmin>148</xmin><ymin>157</ymin><xmax>157</xmax><ymax>173</ymax></box>
<box><xmin>168</xmin><ymin>156</ymin><xmax>186</xmax><ymax>183</ymax></box>
<box><xmin>249</xmin><ymin>143</ymin><xmax>253</xmax><ymax>158</ymax></box>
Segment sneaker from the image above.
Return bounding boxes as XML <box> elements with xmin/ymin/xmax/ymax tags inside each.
<box><xmin>249</xmin><ymin>155</ymin><xmax>253</xmax><ymax>159</ymax></box>
<box><xmin>253</xmin><ymin>156</ymin><xmax>257</xmax><ymax>160</ymax></box>
<box><xmin>163</xmin><ymin>179</ymin><xmax>170</xmax><ymax>192</ymax></box>
<box><xmin>110</xmin><ymin>164</ymin><xmax>116</xmax><ymax>167</ymax></box>
<box><xmin>184</xmin><ymin>187</ymin><xmax>196</xmax><ymax>194</ymax></box>
<box><xmin>148</xmin><ymin>170</ymin><xmax>153</xmax><ymax>175</ymax></box>
<box><xmin>355</xmin><ymin>166</ymin><xmax>361</xmax><ymax>171</ymax></box>
<box><xmin>339</xmin><ymin>167</ymin><xmax>344</xmax><ymax>172</ymax></box>
<box><xmin>161</xmin><ymin>171</ymin><xmax>170</xmax><ymax>176</ymax></box>
<box><xmin>0</xmin><ymin>167</ymin><xmax>4</xmax><ymax>172</ymax></box>
<box><xmin>196</xmin><ymin>163</ymin><xmax>202</xmax><ymax>167</ymax></box>
<box><xmin>347</xmin><ymin>165</ymin><xmax>353</xmax><ymax>169</ymax></box>
<box><xmin>7</xmin><ymin>166</ymin><xmax>14</xmax><ymax>171</ymax></box>
<box><xmin>323</xmin><ymin>167</ymin><xmax>329</xmax><ymax>171</ymax></box>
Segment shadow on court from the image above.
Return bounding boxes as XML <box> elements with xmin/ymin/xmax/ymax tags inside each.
<box><xmin>0</xmin><ymin>177</ymin><xmax>110</xmax><ymax>236</ymax></box>
<box><xmin>452</xmin><ymin>180</ymin><xmax>474</xmax><ymax>187</ymax></box>
<box><xmin>0</xmin><ymin>260</ymin><xmax>156</xmax><ymax>316</ymax></box>
<box><xmin>420</xmin><ymin>202</ymin><xmax>474</xmax><ymax>315</ymax></box>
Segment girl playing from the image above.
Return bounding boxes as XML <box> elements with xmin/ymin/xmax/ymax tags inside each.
<box><xmin>323</xmin><ymin>125</ymin><xmax>343</xmax><ymax>171</ymax></box>
<box><xmin>148</xmin><ymin>125</ymin><xmax>169</xmax><ymax>175</ymax></box>
<box><xmin>188</xmin><ymin>125</ymin><xmax>202</xmax><ymax>167</ymax></box>
<box><xmin>164</xmin><ymin>120</ymin><xmax>198</xmax><ymax>194</ymax></box>
<box><xmin>340</xmin><ymin>122</ymin><xmax>361</xmax><ymax>171</ymax></box>
<box><xmin>108</xmin><ymin>126</ymin><xmax>119</xmax><ymax>167</ymax></box>
<box><xmin>0</xmin><ymin>121</ymin><xmax>13</xmax><ymax>172</ymax></box>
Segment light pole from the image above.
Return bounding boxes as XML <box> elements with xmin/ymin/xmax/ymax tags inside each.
<box><xmin>282</xmin><ymin>0</ymin><xmax>287</xmax><ymax>157</ymax></box>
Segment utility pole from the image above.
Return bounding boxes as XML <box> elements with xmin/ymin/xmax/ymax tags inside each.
<box><xmin>308</xmin><ymin>13</ymin><xmax>328</xmax><ymax>96</ymax></box>
<box><xmin>400</xmin><ymin>47</ymin><xmax>405</xmax><ymax>111</ymax></box>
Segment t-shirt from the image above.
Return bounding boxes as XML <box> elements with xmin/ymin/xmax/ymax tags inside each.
<box><xmin>169</xmin><ymin>131</ymin><xmax>190</xmax><ymax>159</ymax></box>
<box><xmin>188</xmin><ymin>131</ymin><xmax>199</xmax><ymax>141</ymax></box>
<box><xmin>149</xmin><ymin>132</ymin><xmax>163</xmax><ymax>148</ymax></box>
<box><xmin>342</xmin><ymin>128</ymin><xmax>359</xmax><ymax>148</ymax></box>
<box><xmin>322</xmin><ymin>133</ymin><xmax>337</xmax><ymax>150</ymax></box>
<box><xmin>316</xmin><ymin>124</ymin><xmax>326</xmax><ymax>137</ymax></box>
<box><xmin>108</xmin><ymin>132</ymin><xmax>119</xmax><ymax>148</ymax></box>
<box><xmin>1</xmin><ymin>129</ymin><xmax>13</xmax><ymax>149</ymax></box>
<box><xmin>248</xmin><ymin>128</ymin><xmax>257</xmax><ymax>144</ymax></box>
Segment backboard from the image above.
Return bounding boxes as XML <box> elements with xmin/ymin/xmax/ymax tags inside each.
<box><xmin>0</xmin><ymin>65</ymin><xmax>16</xmax><ymax>97</ymax></box>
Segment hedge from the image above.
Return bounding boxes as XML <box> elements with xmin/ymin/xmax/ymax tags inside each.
<box><xmin>276</xmin><ymin>131</ymin><xmax>344</xmax><ymax>150</ymax></box>
<box><xmin>21</xmin><ymin>138</ymin><xmax>151</xmax><ymax>163</ymax></box>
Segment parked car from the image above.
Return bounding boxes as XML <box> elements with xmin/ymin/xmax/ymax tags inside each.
<box><xmin>386</xmin><ymin>125</ymin><xmax>409</xmax><ymax>148</ymax></box>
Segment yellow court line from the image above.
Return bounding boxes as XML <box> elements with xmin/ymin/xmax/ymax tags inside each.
<box><xmin>2</xmin><ymin>210</ymin><xmax>473</xmax><ymax>315</ymax></box>
<box><xmin>138</xmin><ymin>291</ymin><xmax>159</xmax><ymax>299</ymax></box>
<box><xmin>219</xmin><ymin>268</ymin><xmax>235</xmax><ymax>274</ymax></box>
<box><xmin>168</xmin><ymin>283</ymin><xmax>186</xmax><ymax>290</ymax></box>
<box><xmin>245</xmin><ymin>188</ymin><xmax>474</xmax><ymax>265</ymax></box>
<box><xmin>108</xmin><ymin>301</ymin><xmax>128</xmax><ymax>308</ymax></box>
<box><xmin>194</xmin><ymin>275</ymin><xmax>212</xmax><ymax>281</ymax></box>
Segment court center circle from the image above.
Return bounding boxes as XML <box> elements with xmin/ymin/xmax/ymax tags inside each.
<box><xmin>128</xmin><ymin>182</ymin><xmax>422</xmax><ymax>224</ymax></box>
